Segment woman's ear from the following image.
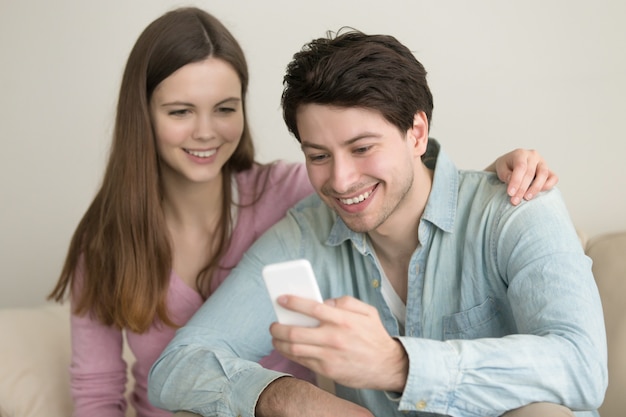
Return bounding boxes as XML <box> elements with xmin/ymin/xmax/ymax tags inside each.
<box><xmin>408</xmin><ymin>111</ymin><xmax>429</xmax><ymax>157</ymax></box>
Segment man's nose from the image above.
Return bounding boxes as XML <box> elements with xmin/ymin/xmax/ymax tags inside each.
<box><xmin>330</xmin><ymin>155</ymin><xmax>358</xmax><ymax>194</ymax></box>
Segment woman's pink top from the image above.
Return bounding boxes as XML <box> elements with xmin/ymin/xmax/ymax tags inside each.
<box><xmin>70</xmin><ymin>162</ymin><xmax>314</xmax><ymax>417</ymax></box>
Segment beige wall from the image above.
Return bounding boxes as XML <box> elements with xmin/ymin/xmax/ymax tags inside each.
<box><xmin>1</xmin><ymin>0</ymin><xmax>625</xmax><ymax>307</ymax></box>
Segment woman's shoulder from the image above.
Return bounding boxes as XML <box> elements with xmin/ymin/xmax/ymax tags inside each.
<box><xmin>236</xmin><ymin>161</ymin><xmax>312</xmax><ymax>198</ymax></box>
<box><xmin>237</xmin><ymin>160</ymin><xmax>305</xmax><ymax>182</ymax></box>
<box><xmin>232</xmin><ymin>161</ymin><xmax>314</xmax><ymax>226</ymax></box>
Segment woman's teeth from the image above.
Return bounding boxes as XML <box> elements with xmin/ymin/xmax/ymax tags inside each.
<box><xmin>185</xmin><ymin>149</ymin><xmax>216</xmax><ymax>158</ymax></box>
<box><xmin>340</xmin><ymin>190</ymin><xmax>372</xmax><ymax>205</ymax></box>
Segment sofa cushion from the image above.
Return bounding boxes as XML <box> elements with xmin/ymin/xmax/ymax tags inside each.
<box><xmin>586</xmin><ymin>231</ymin><xmax>626</xmax><ymax>417</ymax></box>
<box><xmin>0</xmin><ymin>303</ymin><xmax>136</xmax><ymax>417</ymax></box>
<box><xmin>0</xmin><ymin>303</ymin><xmax>73</xmax><ymax>417</ymax></box>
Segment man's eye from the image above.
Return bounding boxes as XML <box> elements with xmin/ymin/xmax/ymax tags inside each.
<box><xmin>354</xmin><ymin>146</ymin><xmax>371</xmax><ymax>154</ymax></box>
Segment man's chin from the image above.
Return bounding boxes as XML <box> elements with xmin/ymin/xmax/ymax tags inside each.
<box><xmin>337</xmin><ymin>214</ymin><xmax>375</xmax><ymax>234</ymax></box>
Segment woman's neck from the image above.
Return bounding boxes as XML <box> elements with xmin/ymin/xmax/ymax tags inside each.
<box><xmin>161</xmin><ymin>172</ymin><xmax>226</xmax><ymax>233</ymax></box>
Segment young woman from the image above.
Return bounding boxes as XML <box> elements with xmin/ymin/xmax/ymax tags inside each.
<box><xmin>48</xmin><ymin>7</ymin><xmax>557</xmax><ymax>417</ymax></box>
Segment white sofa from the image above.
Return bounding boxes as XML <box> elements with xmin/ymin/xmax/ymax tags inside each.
<box><xmin>0</xmin><ymin>304</ymin><xmax>137</xmax><ymax>417</ymax></box>
<box><xmin>1</xmin><ymin>231</ymin><xmax>624</xmax><ymax>417</ymax></box>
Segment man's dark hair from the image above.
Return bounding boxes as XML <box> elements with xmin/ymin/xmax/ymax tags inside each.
<box><xmin>282</xmin><ymin>29</ymin><xmax>434</xmax><ymax>142</ymax></box>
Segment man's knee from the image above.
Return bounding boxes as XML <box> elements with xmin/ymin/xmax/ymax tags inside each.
<box><xmin>502</xmin><ymin>402</ymin><xmax>574</xmax><ymax>417</ymax></box>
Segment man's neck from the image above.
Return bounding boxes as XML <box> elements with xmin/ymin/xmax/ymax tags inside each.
<box><xmin>367</xmin><ymin>162</ymin><xmax>433</xmax><ymax>262</ymax></box>
<box><xmin>366</xmin><ymin>163</ymin><xmax>433</xmax><ymax>302</ymax></box>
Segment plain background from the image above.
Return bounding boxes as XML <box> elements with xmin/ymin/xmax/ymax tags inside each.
<box><xmin>1</xmin><ymin>0</ymin><xmax>625</xmax><ymax>307</ymax></box>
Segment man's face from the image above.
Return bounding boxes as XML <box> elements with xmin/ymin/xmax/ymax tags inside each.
<box><xmin>297</xmin><ymin>104</ymin><xmax>427</xmax><ymax>234</ymax></box>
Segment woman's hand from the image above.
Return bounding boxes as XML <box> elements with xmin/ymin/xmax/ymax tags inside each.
<box><xmin>488</xmin><ymin>148</ymin><xmax>559</xmax><ymax>205</ymax></box>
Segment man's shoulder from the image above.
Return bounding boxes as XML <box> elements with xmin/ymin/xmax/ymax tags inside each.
<box><xmin>288</xmin><ymin>193</ymin><xmax>336</xmax><ymax>224</ymax></box>
<box><xmin>247</xmin><ymin>193</ymin><xmax>337</xmax><ymax>261</ymax></box>
<box><xmin>457</xmin><ymin>170</ymin><xmax>510</xmax><ymax>205</ymax></box>
<box><xmin>456</xmin><ymin>169</ymin><xmax>566</xmax><ymax>220</ymax></box>
<box><xmin>257</xmin><ymin>193</ymin><xmax>337</xmax><ymax>245</ymax></box>
<box><xmin>458</xmin><ymin>169</ymin><xmax>503</xmax><ymax>187</ymax></box>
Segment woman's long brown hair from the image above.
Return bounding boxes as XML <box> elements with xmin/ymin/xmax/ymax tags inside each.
<box><xmin>48</xmin><ymin>7</ymin><xmax>256</xmax><ymax>333</ymax></box>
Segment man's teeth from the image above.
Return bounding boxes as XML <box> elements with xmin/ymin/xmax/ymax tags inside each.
<box><xmin>185</xmin><ymin>149</ymin><xmax>216</xmax><ymax>158</ymax></box>
<box><xmin>340</xmin><ymin>190</ymin><xmax>372</xmax><ymax>205</ymax></box>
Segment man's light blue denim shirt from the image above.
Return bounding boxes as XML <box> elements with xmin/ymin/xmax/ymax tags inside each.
<box><xmin>149</xmin><ymin>144</ymin><xmax>607</xmax><ymax>417</ymax></box>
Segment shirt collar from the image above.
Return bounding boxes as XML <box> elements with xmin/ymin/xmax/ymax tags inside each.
<box><xmin>421</xmin><ymin>144</ymin><xmax>458</xmax><ymax>233</ymax></box>
<box><xmin>325</xmin><ymin>140</ymin><xmax>458</xmax><ymax>253</ymax></box>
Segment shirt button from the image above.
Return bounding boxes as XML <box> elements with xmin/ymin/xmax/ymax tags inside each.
<box><xmin>371</xmin><ymin>279</ymin><xmax>380</xmax><ymax>288</ymax></box>
<box><xmin>416</xmin><ymin>400</ymin><xmax>427</xmax><ymax>410</ymax></box>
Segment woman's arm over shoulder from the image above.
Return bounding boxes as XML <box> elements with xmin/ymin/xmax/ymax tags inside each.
<box><xmin>487</xmin><ymin>148</ymin><xmax>559</xmax><ymax>206</ymax></box>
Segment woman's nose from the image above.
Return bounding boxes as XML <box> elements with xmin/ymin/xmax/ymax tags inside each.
<box><xmin>192</xmin><ymin>114</ymin><xmax>214</xmax><ymax>141</ymax></box>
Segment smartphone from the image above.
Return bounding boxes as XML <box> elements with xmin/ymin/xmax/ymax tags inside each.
<box><xmin>262</xmin><ymin>259</ymin><xmax>323</xmax><ymax>327</ymax></box>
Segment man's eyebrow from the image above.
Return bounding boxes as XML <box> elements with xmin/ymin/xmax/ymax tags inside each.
<box><xmin>301</xmin><ymin>132</ymin><xmax>382</xmax><ymax>149</ymax></box>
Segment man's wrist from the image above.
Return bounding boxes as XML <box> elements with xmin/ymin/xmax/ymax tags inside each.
<box><xmin>387</xmin><ymin>338</ymin><xmax>409</xmax><ymax>392</ymax></box>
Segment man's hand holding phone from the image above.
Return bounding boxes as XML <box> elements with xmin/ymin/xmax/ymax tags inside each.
<box><xmin>262</xmin><ymin>259</ymin><xmax>324</xmax><ymax>327</ymax></box>
<box><xmin>263</xmin><ymin>259</ymin><xmax>409</xmax><ymax>392</ymax></box>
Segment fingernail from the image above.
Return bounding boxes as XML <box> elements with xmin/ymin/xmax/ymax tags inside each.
<box><xmin>525</xmin><ymin>193</ymin><xmax>533</xmax><ymax>200</ymax></box>
<box><xmin>511</xmin><ymin>197</ymin><xmax>520</xmax><ymax>205</ymax></box>
<box><xmin>508</xmin><ymin>187</ymin><xmax>517</xmax><ymax>196</ymax></box>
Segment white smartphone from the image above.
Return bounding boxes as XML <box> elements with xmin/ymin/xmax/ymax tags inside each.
<box><xmin>262</xmin><ymin>259</ymin><xmax>323</xmax><ymax>327</ymax></box>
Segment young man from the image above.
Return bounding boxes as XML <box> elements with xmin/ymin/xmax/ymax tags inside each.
<box><xmin>149</xmin><ymin>31</ymin><xmax>607</xmax><ymax>417</ymax></box>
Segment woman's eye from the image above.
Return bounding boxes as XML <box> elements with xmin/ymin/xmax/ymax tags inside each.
<box><xmin>169</xmin><ymin>109</ymin><xmax>189</xmax><ymax>116</ymax></box>
<box><xmin>308</xmin><ymin>154</ymin><xmax>328</xmax><ymax>163</ymax></box>
<box><xmin>217</xmin><ymin>107</ymin><xmax>236</xmax><ymax>113</ymax></box>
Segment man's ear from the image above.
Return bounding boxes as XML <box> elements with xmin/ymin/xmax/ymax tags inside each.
<box><xmin>408</xmin><ymin>111</ymin><xmax>429</xmax><ymax>157</ymax></box>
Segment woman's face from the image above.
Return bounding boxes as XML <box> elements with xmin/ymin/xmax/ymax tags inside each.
<box><xmin>150</xmin><ymin>57</ymin><xmax>244</xmax><ymax>187</ymax></box>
